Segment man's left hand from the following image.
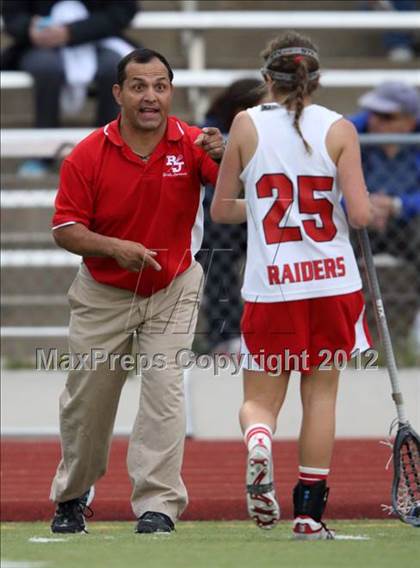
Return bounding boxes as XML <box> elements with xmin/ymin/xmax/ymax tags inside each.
<box><xmin>194</xmin><ymin>127</ymin><xmax>225</xmax><ymax>161</ymax></box>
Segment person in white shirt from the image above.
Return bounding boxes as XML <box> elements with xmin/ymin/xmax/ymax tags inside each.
<box><xmin>211</xmin><ymin>31</ymin><xmax>372</xmax><ymax>540</ymax></box>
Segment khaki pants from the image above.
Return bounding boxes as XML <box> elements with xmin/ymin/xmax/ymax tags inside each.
<box><xmin>50</xmin><ymin>261</ymin><xmax>203</xmax><ymax>522</ymax></box>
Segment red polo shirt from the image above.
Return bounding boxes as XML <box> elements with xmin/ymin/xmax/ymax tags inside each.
<box><xmin>52</xmin><ymin>116</ymin><xmax>218</xmax><ymax>296</ymax></box>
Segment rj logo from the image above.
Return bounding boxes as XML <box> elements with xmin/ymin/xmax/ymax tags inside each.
<box><xmin>166</xmin><ymin>154</ymin><xmax>185</xmax><ymax>174</ymax></box>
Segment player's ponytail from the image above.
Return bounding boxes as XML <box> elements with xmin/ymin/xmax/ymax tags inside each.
<box><xmin>261</xmin><ymin>32</ymin><xmax>320</xmax><ymax>154</ymax></box>
<box><xmin>292</xmin><ymin>58</ymin><xmax>310</xmax><ymax>153</ymax></box>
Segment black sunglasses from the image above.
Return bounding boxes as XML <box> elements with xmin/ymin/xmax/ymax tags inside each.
<box><xmin>371</xmin><ymin>111</ymin><xmax>401</xmax><ymax>121</ymax></box>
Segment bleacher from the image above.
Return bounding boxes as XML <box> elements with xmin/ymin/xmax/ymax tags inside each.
<box><xmin>1</xmin><ymin>0</ymin><xmax>420</xmax><ymax>362</ymax></box>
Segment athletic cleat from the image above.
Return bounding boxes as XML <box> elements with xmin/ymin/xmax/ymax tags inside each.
<box><xmin>135</xmin><ymin>511</ymin><xmax>175</xmax><ymax>534</ymax></box>
<box><xmin>293</xmin><ymin>516</ymin><xmax>335</xmax><ymax>540</ymax></box>
<box><xmin>246</xmin><ymin>444</ymin><xmax>280</xmax><ymax>529</ymax></box>
<box><xmin>51</xmin><ymin>487</ymin><xmax>94</xmax><ymax>534</ymax></box>
<box><xmin>292</xmin><ymin>480</ymin><xmax>334</xmax><ymax>540</ymax></box>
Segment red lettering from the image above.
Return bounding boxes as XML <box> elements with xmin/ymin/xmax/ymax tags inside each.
<box><xmin>323</xmin><ymin>258</ymin><xmax>337</xmax><ymax>278</ymax></box>
<box><xmin>294</xmin><ymin>262</ymin><xmax>302</xmax><ymax>282</ymax></box>
<box><xmin>313</xmin><ymin>259</ymin><xmax>325</xmax><ymax>280</ymax></box>
<box><xmin>268</xmin><ymin>257</ymin><xmax>344</xmax><ymax>285</ymax></box>
<box><xmin>267</xmin><ymin>265</ymin><xmax>280</xmax><ymax>285</ymax></box>
<box><xmin>301</xmin><ymin>261</ymin><xmax>314</xmax><ymax>281</ymax></box>
<box><xmin>281</xmin><ymin>263</ymin><xmax>295</xmax><ymax>284</ymax></box>
<box><xmin>336</xmin><ymin>256</ymin><xmax>346</xmax><ymax>277</ymax></box>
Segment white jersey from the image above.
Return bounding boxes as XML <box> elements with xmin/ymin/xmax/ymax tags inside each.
<box><xmin>241</xmin><ymin>103</ymin><xmax>362</xmax><ymax>302</ymax></box>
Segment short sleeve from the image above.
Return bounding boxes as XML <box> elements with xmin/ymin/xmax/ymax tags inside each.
<box><xmin>52</xmin><ymin>159</ymin><xmax>94</xmax><ymax>230</ymax></box>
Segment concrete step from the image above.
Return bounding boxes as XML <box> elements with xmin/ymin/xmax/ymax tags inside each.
<box><xmin>1</xmin><ymin>266</ymin><xmax>77</xmax><ymax>295</ymax></box>
<box><xmin>1</xmin><ymin>304</ymin><xmax>70</xmax><ymax>326</ymax></box>
<box><xmin>1</xmin><ymin>207</ymin><xmax>54</xmax><ymax>234</ymax></box>
<box><xmin>1</xmin><ymin>234</ymin><xmax>55</xmax><ymax>249</ymax></box>
<box><xmin>0</xmin><ymin>172</ymin><xmax>59</xmax><ymax>188</ymax></box>
<box><xmin>194</xmin><ymin>1</ymin><xmax>361</xmax><ymax>10</ymax></box>
<box><xmin>0</xmin><ymin>82</ymin><xmax>387</xmax><ymax>135</ymax></box>
<box><xmin>1</xmin><ymin>337</ymin><xmax>69</xmax><ymax>366</ymax></box>
<box><xmin>127</xmin><ymin>23</ymin><xmax>419</xmax><ymax>67</ymax></box>
<box><xmin>0</xmin><ymin>87</ymin><xmax>191</xmax><ymax>128</ymax></box>
<box><xmin>142</xmin><ymin>0</ymin><xmax>179</xmax><ymax>10</ymax></box>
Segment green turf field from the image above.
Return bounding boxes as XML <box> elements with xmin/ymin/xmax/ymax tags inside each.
<box><xmin>1</xmin><ymin>521</ymin><xmax>419</xmax><ymax>568</ymax></box>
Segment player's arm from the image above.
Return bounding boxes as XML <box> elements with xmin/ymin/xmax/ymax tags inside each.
<box><xmin>327</xmin><ymin>118</ymin><xmax>372</xmax><ymax>229</ymax></box>
<box><xmin>53</xmin><ymin>224</ymin><xmax>161</xmax><ymax>272</ymax></box>
<box><xmin>210</xmin><ymin>112</ymin><xmax>249</xmax><ymax>224</ymax></box>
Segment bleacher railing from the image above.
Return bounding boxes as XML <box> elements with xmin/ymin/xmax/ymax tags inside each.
<box><xmin>2</xmin><ymin>8</ymin><xmax>419</xmax><ymax>120</ymax></box>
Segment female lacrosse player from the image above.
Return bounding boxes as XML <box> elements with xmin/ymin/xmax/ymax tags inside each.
<box><xmin>211</xmin><ymin>32</ymin><xmax>372</xmax><ymax>540</ymax></box>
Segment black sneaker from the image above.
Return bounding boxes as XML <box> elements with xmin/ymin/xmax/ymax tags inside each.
<box><xmin>135</xmin><ymin>511</ymin><xmax>175</xmax><ymax>534</ymax></box>
<box><xmin>51</xmin><ymin>487</ymin><xmax>94</xmax><ymax>534</ymax></box>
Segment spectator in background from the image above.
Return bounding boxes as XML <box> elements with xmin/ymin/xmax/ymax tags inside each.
<box><xmin>2</xmin><ymin>0</ymin><xmax>138</xmax><ymax>177</ymax></box>
<box><xmin>349</xmin><ymin>81</ymin><xmax>420</xmax><ymax>348</ymax></box>
<box><xmin>199</xmin><ymin>78</ymin><xmax>265</xmax><ymax>354</ymax></box>
<box><xmin>361</xmin><ymin>0</ymin><xmax>418</xmax><ymax>61</ymax></box>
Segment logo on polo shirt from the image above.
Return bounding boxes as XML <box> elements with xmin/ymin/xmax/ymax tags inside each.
<box><xmin>164</xmin><ymin>154</ymin><xmax>187</xmax><ymax>176</ymax></box>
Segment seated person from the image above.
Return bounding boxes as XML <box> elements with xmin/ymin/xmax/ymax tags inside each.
<box><xmin>2</xmin><ymin>0</ymin><xmax>138</xmax><ymax>176</ymax></box>
<box><xmin>361</xmin><ymin>0</ymin><xmax>417</xmax><ymax>61</ymax></box>
<box><xmin>349</xmin><ymin>81</ymin><xmax>420</xmax><ymax>347</ymax></box>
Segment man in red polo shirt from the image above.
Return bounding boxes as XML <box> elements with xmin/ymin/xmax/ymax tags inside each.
<box><xmin>49</xmin><ymin>48</ymin><xmax>224</xmax><ymax>534</ymax></box>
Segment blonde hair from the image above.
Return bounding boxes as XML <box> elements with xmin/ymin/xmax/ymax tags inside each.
<box><xmin>261</xmin><ymin>31</ymin><xmax>320</xmax><ymax>153</ymax></box>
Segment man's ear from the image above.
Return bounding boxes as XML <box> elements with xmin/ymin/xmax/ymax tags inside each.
<box><xmin>112</xmin><ymin>84</ymin><xmax>122</xmax><ymax>106</ymax></box>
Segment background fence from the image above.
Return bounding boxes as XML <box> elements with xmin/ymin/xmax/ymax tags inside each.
<box><xmin>1</xmin><ymin>133</ymin><xmax>419</xmax><ymax>365</ymax></box>
<box><xmin>1</xmin><ymin>0</ymin><xmax>419</xmax><ymax>365</ymax></box>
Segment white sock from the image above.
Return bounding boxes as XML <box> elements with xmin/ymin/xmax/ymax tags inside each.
<box><xmin>298</xmin><ymin>465</ymin><xmax>329</xmax><ymax>485</ymax></box>
<box><xmin>244</xmin><ymin>423</ymin><xmax>272</xmax><ymax>452</ymax></box>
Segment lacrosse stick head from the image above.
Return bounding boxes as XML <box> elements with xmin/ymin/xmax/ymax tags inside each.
<box><xmin>392</xmin><ymin>423</ymin><xmax>420</xmax><ymax>527</ymax></box>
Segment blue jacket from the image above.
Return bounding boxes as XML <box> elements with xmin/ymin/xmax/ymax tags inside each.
<box><xmin>349</xmin><ymin>111</ymin><xmax>420</xmax><ymax>221</ymax></box>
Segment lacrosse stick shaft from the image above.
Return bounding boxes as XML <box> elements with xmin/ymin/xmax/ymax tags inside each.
<box><xmin>358</xmin><ymin>228</ymin><xmax>408</xmax><ymax>424</ymax></box>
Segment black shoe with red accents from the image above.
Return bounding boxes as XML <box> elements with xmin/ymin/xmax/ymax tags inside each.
<box><xmin>51</xmin><ymin>487</ymin><xmax>94</xmax><ymax>534</ymax></box>
<box><xmin>135</xmin><ymin>511</ymin><xmax>175</xmax><ymax>534</ymax></box>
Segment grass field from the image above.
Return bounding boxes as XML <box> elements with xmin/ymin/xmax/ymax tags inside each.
<box><xmin>1</xmin><ymin>520</ymin><xmax>419</xmax><ymax>568</ymax></box>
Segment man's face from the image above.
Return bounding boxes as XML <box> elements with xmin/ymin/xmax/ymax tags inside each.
<box><xmin>113</xmin><ymin>58</ymin><xmax>173</xmax><ymax>132</ymax></box>
<box><xmin>367</xmin><ymin>111</ymin><xmax>416</xmax><ymax>134</ymax></box>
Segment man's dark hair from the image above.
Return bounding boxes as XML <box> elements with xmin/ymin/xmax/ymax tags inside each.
<box><xmin>117</xmin><ymin>48</ymin><xmax>174</xmax><ymax>86</ymax></box>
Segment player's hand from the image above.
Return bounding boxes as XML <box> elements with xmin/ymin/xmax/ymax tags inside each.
<box><xmin>369</xmin><ymin>194</ymin><xmax>397</xmax><ymax>232</ymax></box>
<box><xmin>194</xmin><ymin>127</ymin><xmax>225</xmax><ymax>161</ymax></box>
<box><xmin>111</xmin><ymin>240</ymin><xmax>162</xmax><ymax>272</ymax></box>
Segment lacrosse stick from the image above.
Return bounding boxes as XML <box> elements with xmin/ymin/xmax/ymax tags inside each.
<box><xmin>358</xmin><ymin>227</ymin><xmax>420</xmax><ymax>527</ymax></box>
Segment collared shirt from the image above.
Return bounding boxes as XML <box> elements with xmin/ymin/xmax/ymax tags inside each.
<box><xmin>52</xmin><ymin>116</ymin><xmax>219</xmax><ymax>296</ymax></box>
<box><xmin>360</xmin><ymin>145</ymin><xmax>420</xmax><ymax>221</ymax></box>
<box><xmin>349</xmin><ymin>111</ymin><xmax>420</xmax><ymax>221</ymax></box>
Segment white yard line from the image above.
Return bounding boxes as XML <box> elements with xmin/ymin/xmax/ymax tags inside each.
<box><xmin>1</xmin><ymin>561</ymin><xmax>47</xmax><ymax>567</ymax></box>
<box><xmin>334</xmin><ymin>535</ymin><xmax>370</xmax><ymax>540</ymax></box>
<box><xmin>28</xmin><ymin>537</ymin><xmax>66</xmax><ymax>543</ymax></box>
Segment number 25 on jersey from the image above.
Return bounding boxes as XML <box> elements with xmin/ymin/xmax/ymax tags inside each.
<box><xmin>256</xmin><ymin>174</ymin><xmax>337</xmax><ymax>244</ymax></box>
